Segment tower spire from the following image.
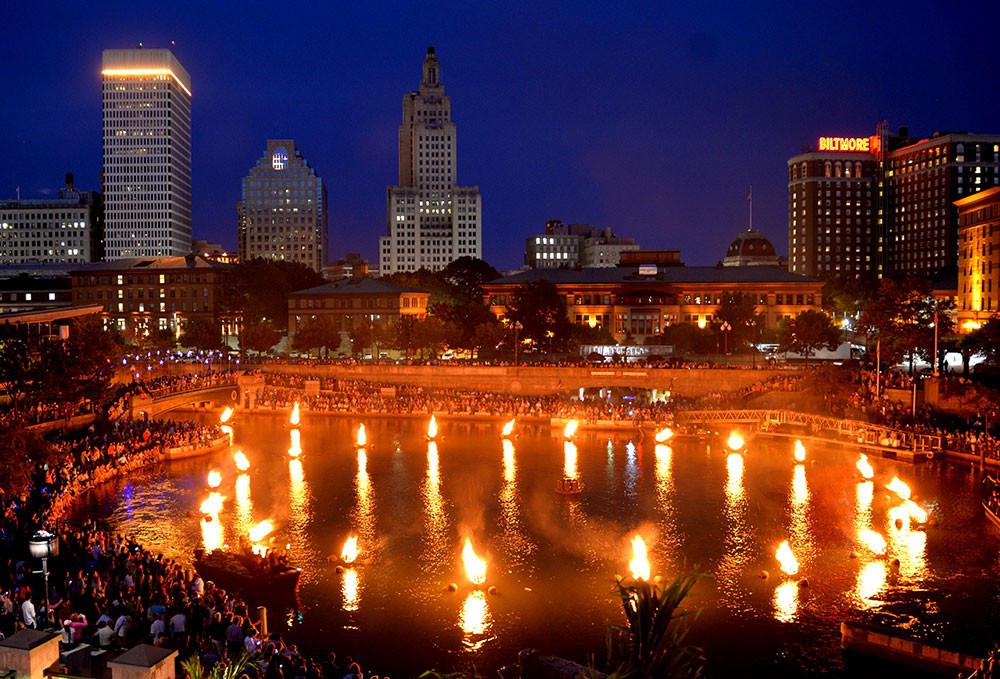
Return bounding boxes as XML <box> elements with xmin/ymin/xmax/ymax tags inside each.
<box><xmin>422</xmin><ymin>46</ymin><xmax>440</xmax><ymax>87</ymax></box>
<box><xmin>747</xmin><ymin>186</ymin><xmax>753</xmax><ymax>232</ymax></box>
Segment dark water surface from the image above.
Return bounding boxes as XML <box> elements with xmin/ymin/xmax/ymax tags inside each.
<box><xmin>69</xmin><ymin>414</ymin><xmax>1000</xmax><ymax>677</ymax></box>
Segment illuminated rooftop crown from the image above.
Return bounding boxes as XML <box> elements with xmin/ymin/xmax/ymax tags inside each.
<box><xmin>723</xmin><ymin>229</ymin><xmax>779</xmax><ymax>267</ymax></box>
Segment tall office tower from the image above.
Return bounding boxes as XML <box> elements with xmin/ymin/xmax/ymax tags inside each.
<box><xmin>102</xmin><ymin>47</ymin><xmax>192</xmax><ymax>259</ymax></box>
<box><xmin>788</xmin><ymin>125</ymin><xmax>1000</xmax><ymax>279</ymax></box>
<box><xmin>239</xmin><ymin>140</ymin><xmax>328</xmax><ymax>272</ymax></box>
<box><xmin>380</xmin><ymin>47</ymin><xmax>482</xmax><ymax>274</ymax></box>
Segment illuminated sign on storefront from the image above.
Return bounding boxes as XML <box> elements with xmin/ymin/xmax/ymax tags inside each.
<box><xmin>817</xmin><ymin>136</ymin><xmax>873</xmax><ymax>152</ymax></box>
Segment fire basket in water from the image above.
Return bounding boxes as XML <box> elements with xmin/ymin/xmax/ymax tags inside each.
<box><xmin>462</xmin><ymin>539</ymin><xmax>487</xmax><ymax>586</ymax></box>
<box><xmin>629</xmin><ymin>535</ymin><xmax>651</xmax><ymax>581</ymax></box>
<box><xmin>341</xmin><ymin>535</ymin><xmax>359</xmax><ymax>564</ymax></box>
<box><xmin>776</xmin><ymin>540</ymin><xmax>799</xmax><ymax>576</ymax></box>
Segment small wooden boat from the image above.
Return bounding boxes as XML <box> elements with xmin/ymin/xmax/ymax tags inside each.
<box><xmin>555</xmin><ymin>477</ymin><xmax>584</xmax><ymax>495</ymax></box>
<box><xmin>194</xmin><ymin>548</ymin><xmax>300</xmax><ymax>593</ymax></box>
<box><xmin>984</xmin><ymin>476</ymin><xmax>1000</xmax><ymax>529</ymax></box>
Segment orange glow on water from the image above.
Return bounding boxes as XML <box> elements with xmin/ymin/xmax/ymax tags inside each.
<box><xmin>776</xmin><ymin>540</ymin><xmax>799</xmax><ymax>576</ymax></box>
<box><xmin>655</xmin><ymin>427</ymin><xmax>673</xmax><ymax>443</ymax></box>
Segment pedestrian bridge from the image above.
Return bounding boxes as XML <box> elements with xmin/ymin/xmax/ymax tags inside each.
<box><xmin>675</xmin><ymin>408</ymin><xmax>943</xmax><ymax>454</ymax></box>
<box><xmin>130</xmin><ymin>380</ymin><xmax>240</xmax><ymax>419</ymax></box>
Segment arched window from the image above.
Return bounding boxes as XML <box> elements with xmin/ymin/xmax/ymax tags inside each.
<box><xmin>825</xmin><ymin>162</ymin><xmax>832</xmax><ymax>177</ymax></box>
<box><xmin>834</xmin><ymin>162</ymin><xmax>842</xmax><ymax>177</ymax></box>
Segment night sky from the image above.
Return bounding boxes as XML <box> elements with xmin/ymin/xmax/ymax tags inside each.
<box><xmin>5</xmin><ymin>1</ymin><xmax>1000</xmax><ymax>272</ymax></box>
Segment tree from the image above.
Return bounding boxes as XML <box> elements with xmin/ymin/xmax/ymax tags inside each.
<box><xmin>438</xmin><ymin>257</ymin><xmax>501</xmax><ymax>306</ymax></box>
<box><xmin>291</xmin><ymin>316</ymin><xmax>340</xmax><ymax>358</ymax></box>
<box><xmin>411</xmin><ymin>316</ymin><xmax>452</xmax><ymax>357</ymax></box>
<box><xmin>181</xmin><ymin>318</ymin><xmax>223</xmax><ymax>351</ymax></box>
<box><xmin>778</xmin><ymin>309</ymin><xmax>841</xmax><ymax>361</ymax></box>
<box><xmin>0</xmin><ymin>338</ymin><xmax>44</xmax><ymax>422</ymax></box>
<box><xmin>0</xmin><ymin>426</ymin><xmax>57</xmax><ymax>499</ymax></box>
<box><xmin>240</xmin><ymin>319</ymin><xmax>283</xmax><ymax>355</ymax></box>
<box><xmin>504</xmin><ymin>279</ymin><xmax>573</xmax><ymax>353</ymax></box>
<box><xmin>648</xmin><ymin>324</ymin><xmax>714</xmax><ymax>357</ymax></box>
<box><xmin>714</xmin><ymin>292</ymin><xmax>761</xmax><ymax>352</ymax></box>
<box><xmin>220</xmin><ymin>258</ymin><xmax>326</xmax><ymax>331</ymax></box>
<box><xmin>857</xmin><ymin>277</ymin><xmax>954</xmax><ymax>373</ymax></box>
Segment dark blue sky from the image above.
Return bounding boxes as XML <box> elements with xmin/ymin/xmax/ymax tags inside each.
<box><xmin>5</xmin><ymin>1</ymin><xmax>1000</xmax><ymax>272</ymax></box>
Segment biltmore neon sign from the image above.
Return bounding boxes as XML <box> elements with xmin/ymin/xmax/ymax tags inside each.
<box><xmin>818</xmin><ymin>136</ymin><xmax>874</xmax><ymax>152</ymax></box>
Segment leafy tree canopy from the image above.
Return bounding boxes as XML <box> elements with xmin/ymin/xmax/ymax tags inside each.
<box><xmin>221</xmin><ymin>258</ymin><xmax>326</xmax><ymax>330</ymax></box>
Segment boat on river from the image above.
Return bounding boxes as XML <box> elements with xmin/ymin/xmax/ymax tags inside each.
<box><xmin>984</xmin><ymin>476</ymin><xmax>1000</xmax><ymax>529</ymax></box>
<box><xmin>193</xmin><ymin>548</ymin><xmax>300</xmax><ymax>593</ymax></box>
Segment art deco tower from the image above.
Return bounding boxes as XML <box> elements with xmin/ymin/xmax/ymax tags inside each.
<box><xmin>239</xmin><ymin>140</ymin><xmax>328</xmax><ymax>272</ymax></box>
<box><xmin>102</xmin><ymin>47</ymin><xmax>192</xmax><ymax>258</ymax></box>
<box><xmin>380</xmin><ymin>47</ymin><xmax>482</xmax><ymax>274</ymax></box>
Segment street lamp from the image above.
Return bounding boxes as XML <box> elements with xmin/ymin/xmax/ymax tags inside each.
<box><xmin>28</xmin><ymin>530</ymin><xmax>58</xmax><ymax>629</ymax></box>
<box><xmin>720</xmin><ymin>321</ymin><xmax>732</xmax><ymax>357</ymax></box>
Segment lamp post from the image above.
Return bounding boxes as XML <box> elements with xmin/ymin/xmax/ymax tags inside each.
<box><xmin>28</xmin><ymin>530</ymin><xmax>58</xmax><ymax>629</ymax></box>
<box><xmin>720</xmin><ymin>321</ymin><xmax>732</xmax><ymax>358</ymax></box>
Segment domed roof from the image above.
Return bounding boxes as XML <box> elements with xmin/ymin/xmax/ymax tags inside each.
<box><xmin>723</xmin><ymin>229</ymin><xmax>779</xmax><ymax>267</ymax></box>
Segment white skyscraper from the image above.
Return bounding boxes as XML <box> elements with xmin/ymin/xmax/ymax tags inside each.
<box><xmin>380</xmin><ymin>47</ymin><xmax>482</xmax><ymax>274</ymax></box>
<box><xmin>102</xmin><ymin>47</ymin><xmax>192</xmax><ymax>259</ymax></box>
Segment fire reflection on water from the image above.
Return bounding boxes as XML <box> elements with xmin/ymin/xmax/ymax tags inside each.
<box><xmin>499</xmin><ymin>439</ymin><xmax>534</xmax><ymax>568</ymax></box>
<box><xmin>853</xmin><ymin>478</ymin><xmax>883</xmax><ymax>607</ymax></box>
<box><xmin>459</xmin><ymin>589</ymin><xmax>492</xmax><ymax>651</ymax></box>
<box><xmin>352</xmin><ymin>449</ymin><xmax>376</xmax><ymax>557</ymax></box>
<box><xmin>342</xmin><ymin>567</ymin><xmax>360</xmax><ymax>612</ymax></box>
<box><xmin>421</xmin><ymin>441</ymin><xmax>449</xmax><ymax>572</ymax></box>
<box><xmin>773</xmin><ymin>580</ymin><xmax>798</xmax><ymax>623</ymax></box>
<box><xmin>654</xmin><ymin>444</ymin><xmax>682</xmax><ymax>571</ymax></box>
<box><xmin>564</xmin><ymin>441</ymin><xmax>578</xmax><ymax>479</ymax></box>
<box><xmin>234</xmin><ymin>474</ymin><xmax>254</xmax><ymax>538</ymax></box>
<box><xmin>201</xmin><ymin>516</ymin><xmax>223</xmax><ymax>552</ymax></box>
<box><xmin>718</xmin><ymin>453</ymin><xmax>751</xmax><ymax>606</ymax></box>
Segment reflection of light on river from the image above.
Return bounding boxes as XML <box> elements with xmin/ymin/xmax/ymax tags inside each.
<box><xmin>654</xmin><ymin>444</ymin><xmax>682</xmax><ymax>570</ymax></box>
<box><xmin>201</xmin><ymin>517</ymin><xmax>223</xmax><ymax>552</ymax></box>
<box><xmin>342</xmin><ymin>567</ymin><xmax>360</xmax><ymax>612</ymax></box>
<box><xmin>786</xmin><ymin>464</ymin><xmax>814</xmax><ymax>572</ymax></box>
<box><xmin>564</xmin><ymin>441</ymin><xmax>578</xmax><ymax>479</ymax></box>
<box><xmin>887</xmin><ymin>505</ymin><xmax>927</xmax><ymax>579</ymax></box>
<box><xmin>773</xmin><ymin>580</ymin><xmax>798</xmax><ymax>623</ymax></box>
<box><xmin>421</xmin><ymin>441</ymin><xmax>450</xmax><ymax>571</ymax></box>
<box><xmin>856</xmin><ymin>560</ymin><xmax>887</xmax><ymax>604</ymax></box>
<box><xmin>624</xmin><ymin>440</ymin><xmax>638</xmax><ymax>498</ymax></box>
<box><xmin>234</xmin><ymin>473</ymin><xmax>254</xmax><ymax>538</ymax></box>
<box><xmin>459</xmin><ymin>589</ymin><xmax>493</xmax><ymax>651</ymax></box>
<box><xmin>353</xmin><ymin>448</ymin><xmax>376</xmax><ymax>550</ymax></box>
<box><xmin>287</xmin><ymin>458</ymin><xmax>315</xmax><ymax>568</ymax></box>
<box><xmin>851</xmin><ymin>479</ymin><xmax>884</xmax><ymax>606</ymax></box>
<box><xmin>499</xmin><ymin>439</ymin><xmax>534</xmax><ymax>568</ymax></box>
<box><xmin>718</xmin><ymin>453</ymin><xmax>752</xmax><ymax>608</ymax></box>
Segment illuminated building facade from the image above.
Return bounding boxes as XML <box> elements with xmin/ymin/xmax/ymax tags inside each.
<box><xmin>69</xmin><ymin>255</ymin><xmax>231</xmax><ymax>340</ymax></box>
<box><xmin>788</xmin><ymin>124</ymin><xmax>1000</xmax><ymax>279</ymax></box>
<box><xmin>0</xmin><ymin>174</ymin><xmax>103</xmax><ymax>264</ymax></box>
<box><xmin>102</xmin><ymin>48</ymin><xmax>192</xmax><ymax>259</ymax></box>
<box><xmin>380</xmin><ymin>47</ymin><xmax>482</xmax><ymax>274</ymax></box>
<box><xmin>287</xmin><ymin>278</ymin><xmax>429</xmax><ymax>341</ymax></box>
<box><xmin>238</xmin><ymin>140</ymin><xmax>328</xmax><ymax>273</ymax></box>
<box><xmin>955</xmin><ymin>187</ymin><xmax>1000</xmax><ymax>332</ymax></box>
<box><xmin>483</xmin><ymin>266</ymin><xmax>823</xmax><ymax>343</ymax></box>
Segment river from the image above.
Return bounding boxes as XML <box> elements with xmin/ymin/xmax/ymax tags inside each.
<box><xmin>68</xmin><ymin>413</ymin><xmax>1000</xmax><ymax>677</ymax></box>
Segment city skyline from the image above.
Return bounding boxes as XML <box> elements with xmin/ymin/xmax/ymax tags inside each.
<box><xmin>4</xmin><ymin>1</ymin><xmax>1000</xmax><ymax>271</ymax></box>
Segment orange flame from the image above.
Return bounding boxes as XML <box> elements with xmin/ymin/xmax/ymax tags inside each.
<box><xmin>858</xmin><ymin>529</ymin><xmax>887</xmax><ymax>555</ymax></box>
<box><xmin>904</xmin><ymin>499</ymin><xmax>928</xmax><ymax>524</ymax></box>
<box><xmin>654</xmin><ymin>427</ymin><xmax>674</xmax><ymax>443</ymax></box>
<box><xmin>776</xmin><ymin>540</ymin><xmax>799</xmax><ymax>576</ymax></box>
<box><xmin>234</xmin><ymin>451</ymin><xmax>250</xmax><ymax>472</ymax></box>
<box><xmin>249</xmin><ymin>520</ymin><xmax>274</xmax><ymax>543</ymax></box>
<box><xmin>886</xmin><ymin>477</ymin><xmax>911</xmax><ymax>500</ymax></box>
<box><xmin>793</xmin><ymin>440</ymin><xmax>806</xmax><ymax>463</ymax></box>
<box><xmin>856</xmin><ymin>454</ymin><xmax>874</xmax><ymax>479</ymax></box>
<box><xmin>629</xmin><ymin>535</ymin><xmax>651</xmax><ymax>581</ymax></box>
<box><xmin>207</xmin><ymin>470</ymin><xmax>222</xmax><ymax>488</ymax></box>
<box><xmin>428</xmin><ymin>415</ymin><xmax>438</xmax><ymax>440</ymax></box>
<box><xmin>219</xmin><ymin>406</ymin><xmax>234</xmax><ymax>423</ymax></box>
<box><xmin>356</xmin><ymin>423</ymin><xmax>367</xmax><ymax>447</ymax></box>
<box><xmin>341</xmin><ymin>535</ymin><xmax>359</xmax><ymax>564</ymax></box>
<box><xmin>727</xmin><ymin>431</ymin><xmax>745</xmax><ymax>451</ymax></box>
<box><xmin>462</xmin><ymin>538</ymin><xmax>487</xmax><ymax>585</ymax></box>
<box><xmin>564</xmin><ymin>420</ymin><xmax>578</xmax><ymax>439</ymax></box>
<box><xmin>501</xmin><ymin>419</ymin><xmax>515</xmax><ymax>438</ymax></box>
<box><xmin>199</xmin><ymin>492</ymin><xmax>224</xmax><ymax>517</ymax></box>
<box><xmin>290</xmin><ymin>402</ymin><xmax>300</xmax><ymax>426</ymax></box>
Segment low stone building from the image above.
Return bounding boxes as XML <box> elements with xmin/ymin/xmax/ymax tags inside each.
<box><xmin>287</xmin><ymin>277</ymin><xmax>430</xmax><ymax>339</ymax></box>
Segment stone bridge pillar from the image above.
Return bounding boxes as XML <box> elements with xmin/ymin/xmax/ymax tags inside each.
<box><xmin>0</xmin><ymin>629</ymin><xmax>61</xmax><ymax>679</ymax></box>
<box><xmin>238</xmin><ymin>373</ymin><xmax>268</xmax><ymax>410</ymax></box>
